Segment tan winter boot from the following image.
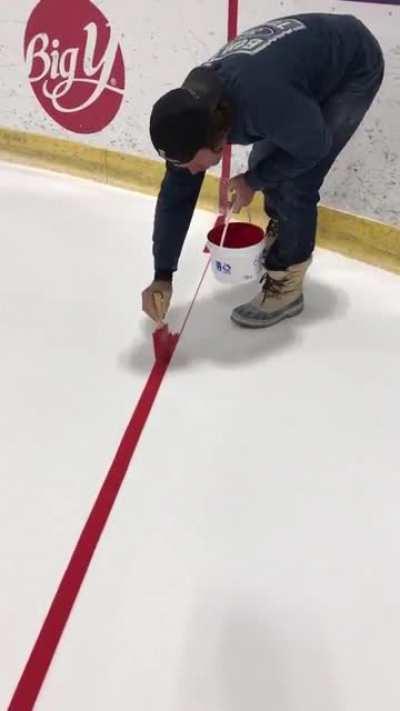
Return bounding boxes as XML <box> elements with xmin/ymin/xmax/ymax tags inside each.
<box><xmin>231</xmin><ymin>258</ymin><xmax>312</xmax><ymax>328</ymax></box>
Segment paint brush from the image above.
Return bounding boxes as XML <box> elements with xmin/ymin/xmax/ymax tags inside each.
<box><xmin>152</xmin><ymin>292</ymin><xmax>177</xmax><ymax>364</ymax></box>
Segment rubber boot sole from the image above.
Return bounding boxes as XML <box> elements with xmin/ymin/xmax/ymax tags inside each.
<box><xmin>231</xmin><ymin>295</ymin><xmax>304</xmax><ymax>329</ymax></box>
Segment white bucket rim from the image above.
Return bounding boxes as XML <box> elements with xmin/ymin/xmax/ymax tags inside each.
<box><xmin>207</xmin><ymin>239</ymin><xmax>265</xmax><ymax>255</ymax></box>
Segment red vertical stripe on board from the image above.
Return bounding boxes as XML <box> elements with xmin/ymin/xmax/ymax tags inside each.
<box><xmin>227</xmin><ymin>0</ymin><xmax>238</xmax><ymax>41</ymax></box>
<box><xmin>8</xmin><ymin>1</ymin><xmax>240</xmax><ymax>709</ymax></box>
<box><xmin>217</xmin><ymin>0</ymin><xmax>239</xmax><ymax>224</ymax></box>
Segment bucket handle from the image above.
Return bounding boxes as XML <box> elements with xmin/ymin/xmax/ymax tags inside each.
<box><xmin>217</xmin><ymin>204</ymin><xmax>255</xmax><ymax>251</ymax></box>
<box><xmin>218</xmin><ymin>206</ymin><xmax>234</xmax><ymax>249</ymax></box>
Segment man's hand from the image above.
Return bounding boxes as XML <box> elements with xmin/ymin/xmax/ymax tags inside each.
<box><xmin>142</xmin><ymin>280</ymin><xmax>173</xmax><ymax>323</ymax></box>
<box><xmin>229</xmin><ymin>174</ymin><xmax>255</xmax><ymax>213</ymax></box>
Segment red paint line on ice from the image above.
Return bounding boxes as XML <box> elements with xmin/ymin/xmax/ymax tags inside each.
<box><xmin>8</xmin><ymin>2</ymin><xmax>240</xmax><ymax>708</ymax></box>
<box><xmin>8</xmin><ymin>351</ymin><xmax>177</xmax><ymax>711</ymax></box>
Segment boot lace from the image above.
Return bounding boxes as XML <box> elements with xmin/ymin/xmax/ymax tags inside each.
<box><xmin>259</xmin><ymin>272</ymin><xmax>287</xmax><ymax>303</ymax></box>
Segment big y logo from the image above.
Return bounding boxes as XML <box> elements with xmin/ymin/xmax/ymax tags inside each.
<box><xmin>24</xmin><ymin>0</ymin><xmax>125</xmax><ymax>133</ymax></box>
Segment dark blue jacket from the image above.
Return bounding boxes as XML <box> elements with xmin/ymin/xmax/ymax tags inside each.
<box><xmin>152</xmin><ymin>13</ymin><xmax>372</xmax><ymax>280</ymax></box>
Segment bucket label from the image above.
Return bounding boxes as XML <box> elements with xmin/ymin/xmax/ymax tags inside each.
<box><xmin>215</xmin><ymin>261</ymin><xmax>232</xmax><ymax>274</ymax></box>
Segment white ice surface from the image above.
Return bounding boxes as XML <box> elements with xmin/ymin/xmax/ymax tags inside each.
<box><xmin>1</xmin><ymin>162</ymin><xmax>399</xmax><ymax>710</ymax></box>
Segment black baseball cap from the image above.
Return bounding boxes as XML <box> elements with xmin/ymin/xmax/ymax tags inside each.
<box><xmin>150</xmin><ymin>66</ymin><xmax>223</xmax><ymax>165</ymax></box>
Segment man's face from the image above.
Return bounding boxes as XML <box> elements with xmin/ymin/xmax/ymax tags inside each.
<box><xmin>180</xmin><ymin>143</ymin><xmax>225</xmax><ymax>174</ymax></box>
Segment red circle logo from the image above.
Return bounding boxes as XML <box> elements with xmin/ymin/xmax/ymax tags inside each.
<box><xmin>24</xmin><ymin>0</ymin><xmax>126</xmax><ymax>134</ymax></box>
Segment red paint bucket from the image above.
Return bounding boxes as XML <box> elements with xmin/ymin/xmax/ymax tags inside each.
<box><xmin>207</xmin><ymin>221</ymin><xmax>265</xmax><ymax>283</ymax></box>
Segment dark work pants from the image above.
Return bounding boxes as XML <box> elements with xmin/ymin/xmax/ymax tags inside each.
<box><xmin>248</xmin><ymin>23</ymin><xmax>385</xmax><ymax>271</ymax></box>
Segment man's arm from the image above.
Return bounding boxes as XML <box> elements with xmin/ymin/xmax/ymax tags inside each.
<box><xmin>152</xmin><ymin>163</ymin><xmax>205</xmax><ymax>281</ymax></box>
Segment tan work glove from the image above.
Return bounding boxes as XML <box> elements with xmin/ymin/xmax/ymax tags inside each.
<box><xmin>142</xmin><ymin>280</ymin><xmax>173</xmax><ymax>323</ymax></box>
